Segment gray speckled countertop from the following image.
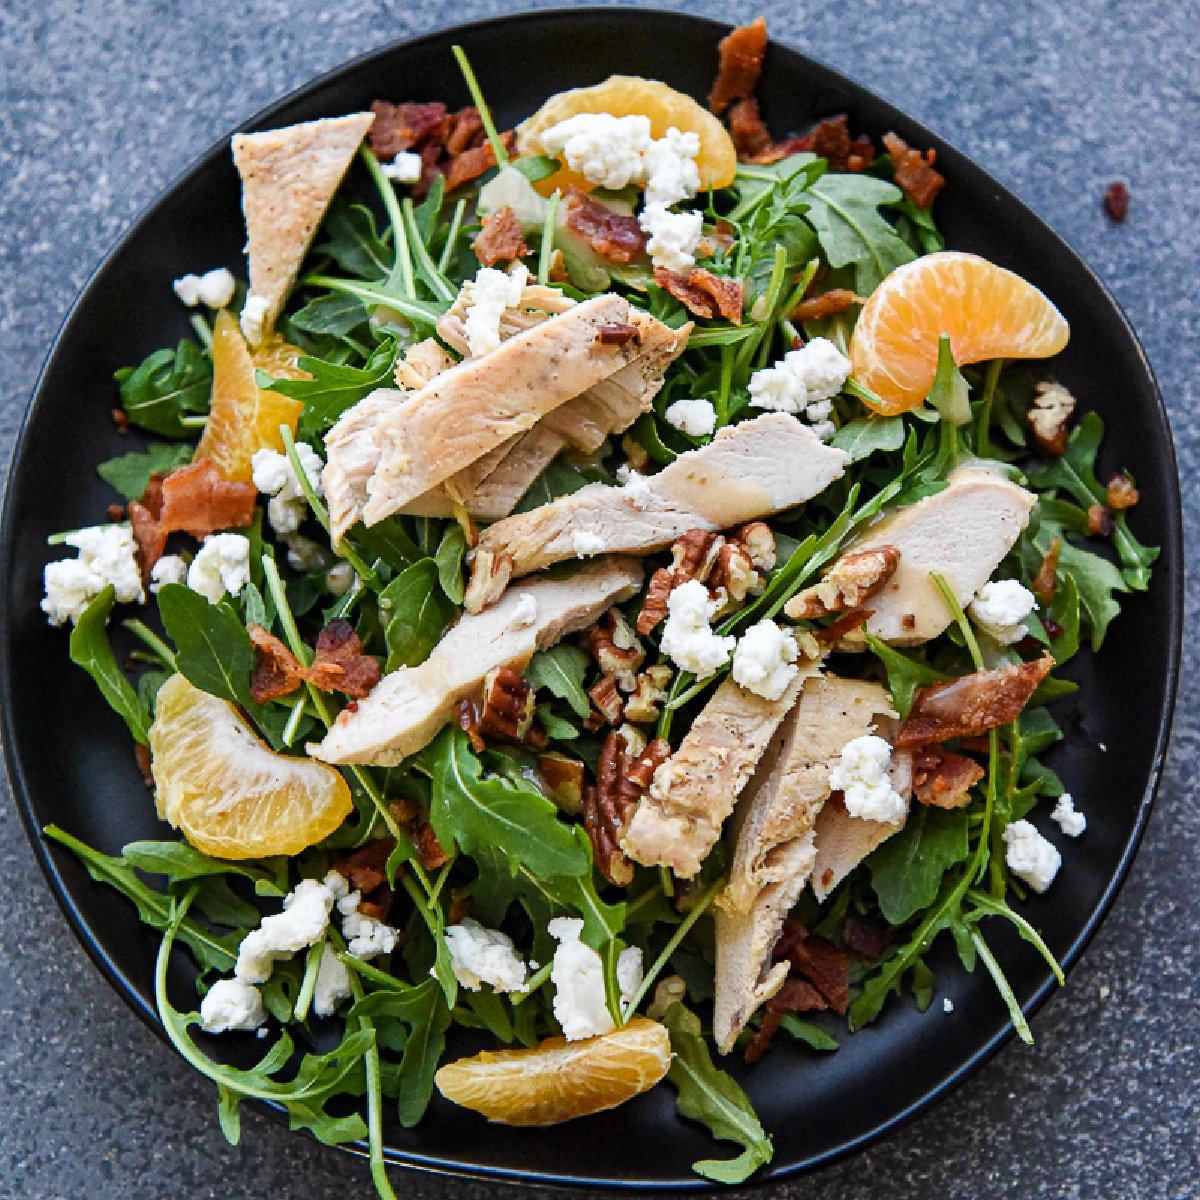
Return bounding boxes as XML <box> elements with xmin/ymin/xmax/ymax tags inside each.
<box><xmin>2</xmin><ymin>2</ymin><xmax>1196</xmax><ymax>1197</ymax></box>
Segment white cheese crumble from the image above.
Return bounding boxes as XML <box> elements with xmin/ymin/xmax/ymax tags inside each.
<box><xmin>1002</xmin><ymin>820</ymin><xmax>1062</xmax><ymax>893</ymax></box>
<box><xmin>642</xmin><ymin>127</ymin><xmax>702</xmax><ymax>207</ymax></box>
<box><xmin>828</xmin><ymin>735</ymin><xmax>907</xmax><ymax>823</ymax></box>
<box><xmin>149</xmin><ymin>554</ymin><xmax>189</xmax><ymax>594</ymax></box>
<box><xmin>659</xmin><ymin>578</ymin><xmax>735</xmax><ymax>679</ymax></box>
<box><xmin>1051</xmin><ymin>793</ymin><xmax>1087</xmax><ymax>837</ymax></box>
<box><xmin>638</xmin><ymin>204</ymin><xmax>703</xmax><ymax>273</ymax></box>
<box><xmin>199</xmin><ymin>978</ymin><xmax>266</xmax><ymax>1033</ymax></box>
<box><xmin>380</xmin><ymin>152</ymin><xmax>424</xmax><ymax>184</ymax></box>
<box><xmin>239</xmin><ymin>294</ymin><xmax>270</xmax><ymax>345</ymax></box>
<box><xmin>251</xmin><ymin>444</ymin><xmax>325</xmax><ymax>538</ymax></box>
<box><xmin>943</xmin><ymin>997</ymin><xmax>954</xmax><ymax>1014</ymax></box>
<box><xmin>338</xmin><ymin>888</ymin><xmax>400</xmax><ymax>960</ymax></box>
<box><xmin>571</xmin><ymin>529</ymin><xmax>607</xmax><ymax>558</ymax></box>
<box><xmin>443</xmin><ymin>918</ymin><xmax>529</xmax><ymax>993</ymax></box>
<box><xmin>748</xmin><ymin>337</ymin><xmax>851</xmax><ymax>439</ymax></box>
<box><xmin>616</xmin><ymin>466</ymin><xmax>652</xmax><ymax>509</ymax></box>
<box><xmin>173</xmin><ymin>267</ymin><xmax>236</xmax><ymax>309</ymax></box>
<box><xmin>664</xmin><ymin>397</ymin><xmax>717</xmax><ymax>439</ymax></box>
<box><xmin>969</xmin><ymin>579</ymin><xmax>1037</xmax><ymax>645</ymax></box>
<box><xmin>41</xmin><ymin>523</ymin><xmax>145</xmax><ymax>626</ymax></box>
<box><xmin>187</xmin><ymin>533</ymin><xmax>252</xmax><ymax>604</ymax></box>
<box><xmin>312</xmin><ymin>943</ymin><xmax>353</xmax><ymax>1018</ymax></box>
<box><xmin>510</xmin><ymin>593</ymin><xmax>539</xmax><ymax>629</ymax></box>
<box><xmin>460</xmin><ymin>262</ymin><xmax>529</xmax><ymax>358</ymax></box>
<box><xmin>235</xmin><ymin>877</ymin><xmax>336</xmax><ymax>984</ymax></box>
<box><xmin>731</xmin><ymin>619</ymin><xmax>800</xmax><ymax>701</ymax></box>
<box><xmin>547</xmin><ymin>917</ymin><xmax>642</xmax><ymax>1041</ymax></box>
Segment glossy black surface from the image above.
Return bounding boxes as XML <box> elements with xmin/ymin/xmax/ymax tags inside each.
<box><xmin>1</xmin><ymin>8</ymin><xmax>1182</xmax><ymax>1189</ymax></box>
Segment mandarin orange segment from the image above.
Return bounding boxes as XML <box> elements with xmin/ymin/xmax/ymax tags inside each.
<box><xmin>251</xmin><ymin>335</ymin><xmax>315</xmax><ymax>382</ymax></box>
<box><xmin>848</xmin><ymin>251</ymin><xmax>1070</xmax><ymax>415</ymax></box>
<box><xmin>516</xmin><ymin>75</ymin><xmax>737</xmax><ymax>197</ymax></box>
<box><xmin>194</xmin><ymin>310</ymin><xmax>305</xmax><ymax>482</ymax></box>
<box><xmin>434</xmin><ymin>1017</ymin><xmax>672</xmax><ymax>1126</ymax></box>
<box><xmin>149</xmin><ymin>673</ymin><xmax>353</xmax><ymax>860</ymax></box>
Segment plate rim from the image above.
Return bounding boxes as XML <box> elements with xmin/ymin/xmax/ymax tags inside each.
<box><xmin>1</xmin><ymin>5</ymin><xmax>1184</xmax><ymax>1189</ymax></box>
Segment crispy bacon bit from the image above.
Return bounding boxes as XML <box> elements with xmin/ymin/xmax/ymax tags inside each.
<box><xmin>1033</xmin><ymin>537</ymin><xmax>1062</xmax><ymax>604</ymax></box>
<box><xmin>249</xmin><ymin>619</ymin><xmax>380</xmax><ymax>704</ymax></box>
<box><xmin>1088</xmin><ymin>504</ymin><xmax>1115</xmax><ymax>537</ymax></box>
<box><xmin>130</xmin><ymin>460</ymin><xmax>257</xmax><ymax>583</ymax></box>
<box><xmin>814</xmin><ymin>607</ymin><xmax>873</xmax><ymax>646</ymax></box>
<box><xmin>882</xmin><ymin>132</ymin><xmax>946</xmax><ymax>208</ymax></box>
<box><xmin>112</xmin><ymin>408</ymin><xmax>130</xmax><ymax>434</ymax></box>
<box><xmin>695</xmin><ymin>221</ymin><xmax>737</xmax><ymax>259</ymax></box>
<box><xmin>790</xmin><ymin>288</ymin><xmax>859</xmax><ymax>322</ymax></box>
<box><xmin>446</xmin><ymin>106</ymin><xmax>484</xmax><ymax>157</ymax></box>
<box><xmin>653</xmin><ymin>266</ymin><xmax>744</xmax><ymax>323</ymax></box>
<box><xmin>389</xmin><ymin>797</ymin><xmax>419</xmax><ymax>824</ymax></box>
<box><xmin>471</xmin><ymin>205</ymin><xmax>529</xmax><ymax>266</ymax></box>
<box><xmin>743</xmin><ymin>1010</ymin><xmax>783</xmax><ymax>1063</ymax></box>
<box><xmin>249</xmin><ymin>624</ymin><xmax>307</xmax><ymax>702</ymax></box>
<box><xmin>331</xmin><ymin>837</ymin><xmax>394</xmax><ymax>896</ymax></box>
<box><xmin>444</xmin><ymin>130</ymin><xmax>516</xmax><ymax>192</ymax></box>
<box><xmin>416</xmin><ymin>820</ymin><xmax>450</xmax><ymax>871</ymax></box>
<box><xmin>728</xmin><ymin>97</ymin><xmax>779</xmax><ymax>162</ymax></box>
<box><xmin>707</xmin><ymin>16</ymin><xmax>769</xmax><ymax>115</ymax></box>
<box><xmin>1104</xmin><ymin>180</ymin><xmax>1129</xmax><ymax>223</ymax></box>
<box><xmin>1028</xmin><ymin>382</ymin><xmax>1076</xmax><ymax>456</ymax></box>
<box><xmin>813</xmin><ymin>115</ymin><xmax>853</xmax><ymax>173</ymax></box>
<box><xmin>596</xmin><ymin>322</ymin><xmax>641</xmax><ymax>347</ymax></box>
<box><xmin>788</xmin><ymin>936</ymin><xmax>850</xmax><ymax>1015</ymax></box>
<box><xmin>448</xmin><ymin>894</ymin><xmax>472</xmax><ymax>925</ymax></box>
<box><xmin>912</xmin><ymin>745</ymin><xmax>985</xmax><ymax>808</ymax></box>
<box><xmin>369</xmin><ymin>101</ymin><xmax>450</xmax><ymax>161</ymax></box>
<box><xmin>107</xmin><ymin>504</ymin><xmax>126</xmax><ymax>522</ymax></box>
<box><xmin>563</xmin><ymin>186</ymin><xmax>646</xmax><ymax>263</ymax></box>
<box><xmin>841</xmin><ymin>914</ymin><xmax>894</xmax><ymax>962</ymax></box>
<box><xmin>896</xmin><ymin>656</ymin><xmax>1056</xmax><ymax>748</ymax></box>
<box><xmin>1107</xmin><ymin>473</ymin><xmax>1139</xmax><ymax>510</ymax></box>
<box><xmin>135</xmin><ymin>743</ymin><xmax>154</xmax><ymax>788</ymax></box>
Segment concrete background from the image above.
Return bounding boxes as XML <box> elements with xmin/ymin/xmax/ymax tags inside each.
<box><xmin>1</xmin><ymin>1</ymin><xmax>1196</xmax><ymax>1197</ymax></box>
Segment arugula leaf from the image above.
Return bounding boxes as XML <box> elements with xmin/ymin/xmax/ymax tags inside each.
<box><xmin>121</xmin><ymin>839</ymin><xmax>286</xmax><ymax>897</ymax></box>
<box><xmin>97</xmin><ymin>442</ymin><xmax>193</xmax><ymax>501</ymax></box>
<box><xmin>433</xmin><ymin>524</ymin><xmax>467</xmax><ymax>605</ymax></box>
<box><xmin>379</xmin><ymin>559</ymin><xmax>454</xmax><ymax>670</ymax></box>
<box><xmin>778</xmin><ymin>1013</ymin><xmax>838</xmax><ymax>1051</ymax></box>
<box><xmin>524</xmin><ymin>644</ymin><xmax>592</xmax><ymax>720</ymax></box>
<box><xmin>513</xmin><ymin>455</ymin><xmax>605</xmax><ymax>513</ymax></box>
<box><xmin>425</xmin><ymin>726</ymin><xmax>587</xmax><ymax>880</ymax></box>
<box><xmin>863</xmin><ymin>634</ymin><xmax>948</xmax><ymax>719</ymax></box>
<box><xmin>829</xmin><ymin>415</ymin><xmax>905</xmax><ymax>461</ymax></box>
<box><xmin>457</xmin><ymin>987</ymin><xmax>515</xmax><ymax>1044</ymax></box>
<box><xmin>289</xmin><ymin>292</ymin><xmax>370</xmax><ymax>338</ymax></box>
<box><xmin>510</xmin><ymin>154</ymin><xmax>561</xmax><ymax>183</ymax></box>
<box><xmin>69</xmin><ymin>587</ymin><xmax>151</xmax><ymax>745</ymax></box>
<box><xmin>661</xmin><ymin>1002</ymin><xmax>773</xmax><ymax>1185</ymax></box>
<box><xmin>315</xmin><ymin>199</ymin><xmax>392</xmax><ymax>281</ymax></box>
<box><xmin>157</xmin><ymin>583</ymin><xmax>255</xmax><ymax>707</ymax></box>
<box><xmin>115</xmin><ymin>339</ymin><xmax>212</xmax><ymax>437</ymax></box>
<box><xmin>926</xmin><ymin>335</ymin><xmax>971</xmax><ymax>425</ymax></box>
<box><xmin>1033</xmin><ymin>520</ymin><xmax>1127</xmax><ymax>649</ymax></box>
<box><xmin>867</xmin><ymin>805</ymin><xmax>971</xmax><ymax>925</ymax></box>
<box><xmin>804</xmin><ymin>174</ymin><xmax>916</xmax><ymax>294</ymax></box>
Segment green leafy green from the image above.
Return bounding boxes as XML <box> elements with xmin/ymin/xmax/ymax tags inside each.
<box><xmin>864</xmin><ymin>634</ymin><xmax>948</xmax><ymax>719</ymax></box>
<box><xmin>778</xmin><ymin>1014</ymin><xmax>839</xmax><ymax>1051</ymax></box>
<box><xmin>157</xmin><ymin>584</ymin><xmax>256</xmax><ymax>708</ymax></box>
<box><xmin>926</xmin><ymin>335</ymin><xmax>971</xmax><ymax>425</ymax></box>
<box><xmin>316</xmin><ymin>200</ymin><xmax>393</xmax><ymax>281</ymax></box>
<box><xmin>97</xmin><ymin>442</ymin><xmax>193</xmax><ymax>501</ymax></box>
<box><xmin>433</xmin><ymin>524</ymin><xmax>467</xmax><ymax>605</ymax></box>
<box><xmin>69</xmin><ymin>587</ymin><xmax>151</xmax><ymax>745</ymax></box>
<box><xmin>867</xmin><ymin>805</ymin><xmax>971</xmax><ymax>925</ymax></box>
<box><xmin>524</xmin><ymin>644</ymin><xmax>592</xmax><ymax>719</ymax></box>
<box><xmin>115</xmin><ymin>339</ymin><xmax>212</xmax><ymax>437</ymax></box>
<box><xmin>1033</xmin><ymin>519</ymin><xmax>1127</xmax><ymax>649</ymax></box>
<box><xmin>120</xmin><ymin>839</ymin><xmax>286</xmax><ymax>897</ymax></box>
<box><xmin>290</xmin><ymin>292</ymin><xmax>370</xmax><ymax>337</ymax></box>
<box><xmin>379</xmin><ymin>559</ymin><xmax>454</xmax><ymax>670</ymax></box>
<box><xmin>829</xmin><ymin>415</ymin><xmax>906</xmax><ymax>461</ymax></box>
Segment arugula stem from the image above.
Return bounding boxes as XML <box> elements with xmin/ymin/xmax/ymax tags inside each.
<box><xmin>402</xmin><ymin>197</ymin><xmax>456</xmax><ymax>302</ymax></box>
<box><xmin>968</xmin><ymin>890</ymin><xmax>1066</xmax><ymax>985</ymax></box>
<box><xmin>736</xmin><ymin>244</ymin><xmax>787</xmax><ymax>372</ymax></box>
<box><xmin>843</xmin><ymin>376</ymin><xmax>885</xmax><ymax>409</ymax></box>
<box><xmin>122</xmin><ymin>619</ymin><xmax>178</xmax><ymax>670</ymax></box>
<box><xmin>339</xmin><ymin>953</ymin><xmax>405</xmax><ymax>990</ymax></box>
<box><xmin>294</xmin><ymin>931</ymin><xmax>327</xmax><ymax>1022</ymax></box>
<box><xmin>426</xmin><ymin>856</ymin><xmax>455</xmax><ymax>909</ymax></box>
<box><xmin>360</xmin><ymin>146</ymin><xmax>415</xmax><ymax>301</ymax></box>
<box><xmin>282</xmin><ymin>693</ymin><xmax>308</xmax><ymax>746</ymax></box>
<box><xmin>510</xmin><ymin>961</ymin><xmax>552</xmax><ymax>1004</ymax></box>
<box><xmin>437</xmin><ymin>199</ymin><xmax>467</xmax><ymax>274</ymax></box>
<box><xmin>931</xmin><ymin>572</ymin><xmax>985</xmax><ymax>670</ymax></box>
<box><xmin>714</xmin><ymin>345</ymin><xmax>734</xmax><ymax>427</ymax></box>
<box><xmin>974</xmin><ymin>358</ymin><xmax>1004</xmax><ymax>458</ymax></box>
<box><xmin>302</xmin><ymin>275</ymin><xmax>442</xmax><ymax>327</ymax></box>
<box><xmin>970</xmin><ymin>926</ymin><xmax>1034</xmax><ymax>1044</ymax></box>
<box><xmin>451</xmin><ymin>45</ymin><xmax>508</xmax><ymax>166</ymax></box>
<box><xmin>189</xmin><ymin>313</ymin><xmax>213</xmax><ymax>353</ymax></box>
<box><xmin>537</xmin><ymin>191</ymin><xmax>561</xmax><ymax>286</ymax></box>
<box><xmin>179</xmin><ymin>414</ymin><xmax>209</xmax><ymax>429</ymax></box>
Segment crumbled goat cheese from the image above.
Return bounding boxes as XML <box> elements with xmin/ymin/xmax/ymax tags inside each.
<box><xmin>664</xmin><ymin>397</ymin><xmax>717</xmax><ymax>439</ymax></box>
<box><xmin>969</xmin><ymin>579</ymin><xmax>1037</xmax><ymax>645</ymax></box>
<box><xmin>235</xmin><ymin>877</ymin><xmax>336</xmax><ymax>984</ymax></box>
<box><xmin>638</xmin><ymin>203</ymin><xmax>703</xmax><ymax>273</ymax></box>
<box><xmin>380</xmin><ymin>152</ymin><xmax>424</xmax><ymax>184</ymax></box>
<box><xmin>748</xmin><ymin>338</ymin><xmax>851</xmax><ymax>439</ymax></box>
<box><xmin>1051</xmin><ymin>793</ymin><xmax>1087</xmax><ymax>837</ymax></box>
<box><xmin>312</xmin><ymin>943</ymin><xmax>353</xmax><ymax>1018</ymax></box>
<box><xmin>188</xmin><ymin>533</ymin><xmax>252</xmax><ymax>604</ymax></box>
<box><xmin>828</xmin><ymin>735</ymin><xmax>907</xmax><ymax>823</ymax></box>
<box><xmin>548</xmin><ymin>918</ymin><xmax>642</xmax><ymax>1041</ymax></box>
<box><xmin>323</xmin><ymin>869</ymin><xmax>351</xmax><ymax>901</ymax></box>
<box><xmin>642</xmin><ymin>127</ymin><xmax>702</xmax><ymax>207</ymax></box>
<box><xmin>572</xmin><ymin>529</ymin><xmax>607</xmax><ymax>558</ymax></box>
<box><xmin>731</xmin><ymin>619</ymin><xmax>800</xmax><ymax>701</ymax></box>
<box><xmin>1003</xmin><ymin>820</ymin><xmax>1062</xmax><ymax>893</ymax></box>
<box><xmin>252</xmin><ymin>444</ymin><xmax>324</xmax><ymax>539</ymax></box>
<box><xmin>539</xmin><ymin>113</ymin><xmax>653</xmax><ymax>190</ymax></box>
<box><xmin>510</xmin><ymin>593</ymin><xmax>539</xmax><ymax>629</ymax></box>
<box><xmin>659</xmin><ymin>578</ymin><xmax>735</xmax><ymax>679</ymax></box>
<box><xmin>325</xmin><ymin>562</ymin><xmax>357</xmax><ymax>597</ymax></box>
<box><xmin>460</xmin><ymin>262</ymin><xmax>529</xmax><ymax>358</ymax></box>
<box><xmin>336</xmin><ymin>887</ymin><xmax>400</xmax><ymax>960</ymax></box>
<box><xmin>173</xmin><ymin>267</ymin><xmax>237</xmax><ymax>309</ymax></box>
<box><xmin>149</xmin><ymin>554</ymin><xmax>189</xmax><ymax>594</ymax></box>
<box><xmin>200</xmin><ymin>978</ymin><xmax>266</xmax><ymax>1033</ymax></box>
<box><xmin>239</xmin><ymin>294</ymin><xmax>270</xmax><ymax>345</ymax></box>
<box><xmin>443</xmin><ymin>919</ymin><xmax>529</xmax><ymax>993</ymax></box>
<box><xmin>943</xmin><ymin>997</ymin><xmax>954</xmax><ymax>1014</ymax></box>
<box><xmin>41</xmin><ymin>523</ymin><xmax>145</xmax><ymax>626</ymax></box>
<box><xmin>617</xmin><ymin>466</ymin><xmax>652</xmax><ymax>509</ymax></box>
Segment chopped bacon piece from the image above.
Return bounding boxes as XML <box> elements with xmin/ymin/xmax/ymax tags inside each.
<box><xmin>882</xmin><ymin>132</ymin><xmax>946</xmax><ymax>208</ymax></box>
<box><xmin>743</xmin><ymin>1009</ymin><xmax>783</xmax><ymax>1063</ymax></box>
<box><xmin>1107</xmin><ymin>473</ymin><xmax>1139</xmax><ymax>510</ymax></box>
<box><xmin>135</xmin><ymin>743</ymin><xmax>154</xmax><ymax>788</ymax></box>
<box><xmin>249</xmin><ymin>619</ymin><xmax>380</xmax><ymax>704</ymax></box>
<box><xmin>596</xmin><ymin>322</ymin><xmax>641</xmax><ymax>346</ymax></box>
<box><xmin>107</xmin><ymin>504</ymin><xmax>126</xmax><ymax>522</ymax></box>
<box><xmin>768</xmin><ymin>976</ymin><xmax>828</xmax><ymax>1014</ymax></box>
<box><xmin>912</xmin><ymin>745</ymin><xmax>985</xmax><ymax>808</ymax></box>
<box><xmin>112</xmin><ymin>408</ymin><xmax>130</xmax><ymax>434</ymax></box>
<box><xmin>472</xmin><ymin>205</ymin><xmax>529</xmax><ymax>267</ymax></box>
<box><xmin>791</xmin><ymin>288</ymin><xmax>859</xmax><ymax>322</ymax></box>
<box><xmin>1088</xmin><ymin>504</ymin><xmax>1115</xmax><ymax>537</ymax></box>
<box><xmin>783</xmin><ymin>935</ymin><xmax>850</xmax><ymax>1015</ymax></box>
<box><xmin>728</xmin><ymin>97</ymin><xmax>777</xmax><ymax>162</ymax></box>
<box><xmin>1032</xmin><ymin>538</ymin><xmax>1062</xmax><ymax>604</ymax></box>
<box><xmin>369</xmin><ymin>100</ymin><xmax>450</xmax><ymax>161</ymax></box>
<box><xmin>813</xmin><ymin>115</ymin><xmax>852</xmax><ymax>173</ymax></box>
<box><xmin>563</xmin><ymin>186</ymin><xmax>646</xmax><ymax>263</ymax></box>
<box><xmin>331</xmin><ymin>836</ymin><xmax>395</xmax><ymax>895</ymax></box>
<box><xmin>446</xmin><ymin>106</ymin><xmax>484</xmax><ymax>157</ymax></box>
<box><xmin>814</xmin><ymin>607</ymin><xmax>873</xmax><ymax>646</ymax></box>
<box><xmin>443</xmin><ymin>131</ymin><xmax>516</xmax><ymax>192</ymax></box>
<box><xmin>249</xmin><ymin>624</ymin><xmax>308</xmax><ymax>703</ymax></box>
<box><xmin>841</xmin><ymin>914</ymin><xmax>893</xmax><ymax>962</ymax></box>
<box><xmin>1103</xmin><ymin>180</ymin><xmax>1129</xmax><ymax>223</ymax></box>
<box><xmin>896</xmin><ymin>656</ymin><xmax>1056</xmax><ymax>748</ymax></box>
<box><xmin>416</xmin><ymin>819</ymin><xmax>450</xmax><ymax>870</ymax></box>
<box><xmin>653</xmin><ymin>266</ymin><xmax>744</xmax><ymax>322</ymax></box>
<box><xmin>847</xmin><ymin>136</ymin><xmax>876</xmax><ymax>172</ymax></box>
<box><xmin>707</xmin><ymin>17</ymin><xmax>769</xmax><ymax>115</ymax></box>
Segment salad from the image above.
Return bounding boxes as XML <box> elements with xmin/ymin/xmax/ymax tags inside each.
<box><xmin>39</xmin><ymin>17</ymin><xmax>1159</xmax><ymax>1192</ymax></box>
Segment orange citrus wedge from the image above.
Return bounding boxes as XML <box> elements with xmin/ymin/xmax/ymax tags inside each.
<box><xmin>194</xmin><ymin>310</ymin><xmax>305</xmax><ymax>482</ymax></box>
<box><xmin>434</xmin><ymin>1017</ymin><xmax>672</xmax><ymax>1125</ymax></box>
<box><xmin>848</xmin><ymin>251</ymin><xmax>1070</xmax><ymax>415</ymax></box>
<box><xmin>149</xmin><ymin>673</ymin><xmax>353</xmax><ymax>859</ymax></box>
<box><xmin>516</xmin><ymin>76</ymin><xmax>737</xmax><ymax>197</ymax></box>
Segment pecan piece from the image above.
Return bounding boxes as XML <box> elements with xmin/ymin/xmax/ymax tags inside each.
<box><xmin>637</xmin><ymin>568</ymin><xmax>675</xmax><ymax>635</ymax></box>
<box><xmin>478</xmin><ymin>667</ymin><xmax>536</xmax><ymax>744</ymax></box>
<box><xmin>736</xmin><ymin>522</ymin><xmax>777</xmax><ymax>571</ymax></box>
<box><xmin>623</xmin><ymin>664</ymin><xmax>675</xmax><ymax>725</ymax></box>
<box><xmin>784</xmin><ymin>546</ymin><xmax>900</xmax><ymax>620</ymax></box>
<box><xmin>538</xmin><ymin>752</ymin><xmax>585</xmax><ymax>815</ymax></box>
<box><xmin>1088</xmin><ymin>504</ymin><xmax>1115</xmax><ymax>537</ymax></box>
<box><xmin>1028</xmin><ymin>382</ymin><xmax>1076</xmax><ymax>456</ymax></box>
<box><xmin>1107</xmin><ymin>473</ymin><xmax>1139</xmax><ymax>510</ymax></box>
<box><xmin>585</xmin><ymin>609</ymin><xmax>645</xmax><ymax>691</ymax></box>
<box><xmin>1032</xmin><ymin>537</ymin><xmax>1062</xmax><ymax>604</ymax></box>
<box><xmin>671</xmin><ymin>528</ymin><xmax>723</xmax><ymax>581</ymax></box>
<box><xmin>589</xmin><ymin>675</ymin><xmax>625</xmax><ymax>724</ymax></box>
<box><xmin>709</xmin><ymin>541</ymin><xmax>762</xmax><ymax>604</ymax></box>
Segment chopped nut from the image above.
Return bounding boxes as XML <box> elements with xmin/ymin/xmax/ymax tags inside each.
<box><xmin>790</xmin><ymin>289</ymin><xmax>860</xmax><ymax>322</ymax></box>
<box><xmin>1032</xmin><ymin>537</ymin><xmax>1062</xmax><ymax>604</ymax></box>
<box><xmin>463</xmin><ymin>548</ymin><xmax>513</xmax><ymax>614</ymax></box>
<box><xmin>736</xmin><ymin>521</ymin><xmax>776</xmax><ymax>571</ymax></box>
<box><xmin>621</xmin><ymin>432</ymin><xmax>650</xmax><ymax>472</ymax></box>
<box><xmin>1088</xmin><ymin>504</ymin><xmax>1114</xmax><ymax>537</ymax></box>
<box><xmin>1107</xmin><ymin>473</ymin><xmax>1139</xmax><ymax>510</ymax></box>
<box><xmin>617</xmin><ymin>723</ymin><xmax>647</xmax><ymax>759</ymax></box>
<box><xmin>784</xmin><ymin>546</ymin><xmax>900</xmax><ymax>620</ymax></box>
<box><xmin>670</xmin><ymin>528</ymin><xmax>723</xmax><ymax>582</ymax></box>
<box><xmin>596</xmin><ymin>322</ymin><xmax>641</xmax><ymax>346</ymax></box>
<box><xmin>636</xmin><ymin>567</ymin><xmax>675</xmax><ymax>634</ymax></box>
<box><xmin>585</xmin><ymin>609</ymin><xmax>645</xmax><ymax>691</ymax></box>
<box><xmin>623</xmin><ymin>664</ymin><xmax>674</xmax><ymax>724</ymax></box>
<box><xmin>478</xmin><ymin>667</ymin><xmax>536</xmax><ymax>744</ymax></box>
<box><xmin>1028</xmin><ymin>382</ymin><xmax>1076</xmax><ymax>456</ymax></box>
<box><xmin>388</xmin><ymin>797</ymin><xmax>420</xmax><ymax>824</ymax></box>
<box><xmin>583</xmin><ymin>731</ymin><xmax>671</xmax><ymax>885</ymax></box>
<box><xmin>709</xmin><ymin>541</ymin><xmax>761</xmax><ymax>603</ymax></box>
<box><xmin>589</xmin><ymin>674</ymin><xmax>625</xmax><ymax>724</ymax></box>
<box><xmin>538</xmin><ymin>752</ymin><xmax>585</xmax><ymax>815</ymax></box>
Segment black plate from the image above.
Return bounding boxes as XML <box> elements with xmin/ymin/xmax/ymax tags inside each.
<box><xmin>0</xmin><ymin>8</ymin><xmax>1183</xmax><ymax>1190</ymax></box>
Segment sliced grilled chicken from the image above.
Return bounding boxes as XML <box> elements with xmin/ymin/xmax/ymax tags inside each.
<box><xmin>309</xmin><ymin>558</ymin><xmax>643</xmax><ymax>766</ymax></box>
